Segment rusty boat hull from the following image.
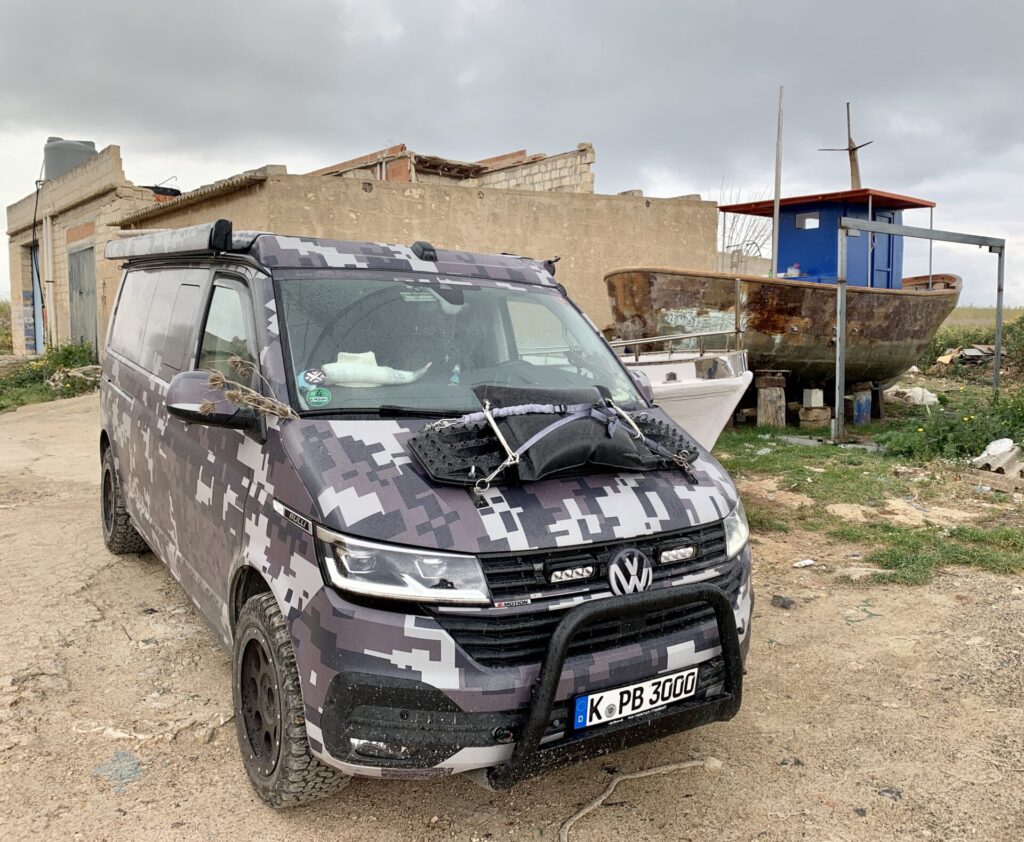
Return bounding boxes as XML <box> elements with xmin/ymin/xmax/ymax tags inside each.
<box><xmin>606</xmin><ymin>268</ymin><xmax>960</xmax><ymax>388</ymax></box>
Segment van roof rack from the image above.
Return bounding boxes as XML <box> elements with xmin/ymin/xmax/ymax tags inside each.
<box><xmin>104</xmin><ymin>220</ymin><xmax>263</xmax><ymax>260</ymax></box>
<box><xmin>105</xmin><ymin>220</ymin><xmax>559</xmax><ymax>287</ymax></box>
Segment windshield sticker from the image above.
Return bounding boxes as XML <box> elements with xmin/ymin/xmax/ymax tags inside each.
<box><xmin>305</xmin><ymin>387</ymin><xmax>332</xmax><ymax>407</ymax></box>
<box><xmin>399</xmin><ymin>290</ymin><xmax>437</xmax><ymax>302</ymax></box>
<box><xmin>302</xmin><ymin>368</ymin><xmax>327</xmax><ymax>388</ymax></box>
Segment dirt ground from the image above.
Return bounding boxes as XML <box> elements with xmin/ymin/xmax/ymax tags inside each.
<box><xmin>1</xmin><ymin>394</ymin><xmax>1021</xmax><ymax>841</ymax></box>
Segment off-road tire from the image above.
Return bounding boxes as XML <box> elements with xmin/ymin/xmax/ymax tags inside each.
<box><xmin>100</xmin><ymin>448</ymin><xmax>148</xmax><ymax>554</ymax></box>
<box><xmin>232</xmin><ymin>593</ymin><xmax>350</xmax><ymax>808</ymax></box>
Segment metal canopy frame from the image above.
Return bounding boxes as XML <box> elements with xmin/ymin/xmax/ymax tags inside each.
<box><xmin>832</xmin><ymin>216</ymin><xmax>1006</xmax><ymax>442</ymax></box>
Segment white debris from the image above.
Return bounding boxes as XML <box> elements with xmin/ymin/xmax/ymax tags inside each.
<box><xmin>793</xmin><ymin>559</ymin><xmax>816</xmax><ymax>568</ymax></box>
<box><xmin>883</xmin><ymin>385</ymin><xmax>939</xmax><ymax>406</ymax></box>
<box><xmin>981</xmin><ymin>438</ymin><xmax>1015</xmax><ymax>457</ymax></box>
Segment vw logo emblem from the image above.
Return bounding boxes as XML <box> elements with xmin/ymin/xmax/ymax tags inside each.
<box><xmin>607</xmin><ymin>548</ymin><xmax>653</xmax><ymax>596</ymax></box>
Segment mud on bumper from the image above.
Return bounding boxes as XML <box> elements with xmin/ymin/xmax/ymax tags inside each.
<box><xmin>317</xmin><ymin>584</ymin><xmax>745</xmax><ymax>786</ymax></box>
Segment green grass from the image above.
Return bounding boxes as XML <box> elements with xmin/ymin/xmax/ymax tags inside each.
<box><xmin>828</xmin><ymin>522</ymin><xmax>1024</xmax><ymax>584</ymax></box>
<box><xmin>715</xmin><ymin>390</ymin><xmax>1024</xmax><ymax>584</ymax></box>
<box><xmin>944</xmin><ymin>305</ymin><xmax>1024</xmax><ymax>328</ymax></box>
<box><xmin>0</xmin><ymin>299</ymin><xmax>11</xmax><ymax>354</ymax></box>
<box><xmin>745</xmin><ymin>506</ymin><xmax>791</xmax><ymax>533</ymax></box>
<box><xmin>0</xmin><ymin>342</ymin><xmax>97</xmax><ymax>412</ymax></box>
<box><xmin>715</xmin><ymin>425</ymin><xmax>921</xmax><ymax>508</ymax></box>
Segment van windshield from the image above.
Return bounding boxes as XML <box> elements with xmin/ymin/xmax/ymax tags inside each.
<box><xmin>276</xmin><ymin>275</ymin><xmax>641</xmax><ymax>414</ymax></box>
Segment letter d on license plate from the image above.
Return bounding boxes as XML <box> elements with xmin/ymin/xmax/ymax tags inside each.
<box><xmin>573</xmin><ymin>666</ymin><xmax>699</xmax><ymax>730</ymax></box>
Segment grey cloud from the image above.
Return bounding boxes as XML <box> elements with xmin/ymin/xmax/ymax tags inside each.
<box><xmin>2</xmin><ymin>0</ymin><xmax>1022</xmax><ymax>303</ymax></box>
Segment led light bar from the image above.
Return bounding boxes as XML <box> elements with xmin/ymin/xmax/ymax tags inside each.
<box><xmin>549</xmin><ymin>565</ymin><xmax>595</xmax><ymax>583</ymax></box>
<box><xmin>660</xmin><ymin>545</ymin><xmax>697</xmax><ymax>564</ymax></box>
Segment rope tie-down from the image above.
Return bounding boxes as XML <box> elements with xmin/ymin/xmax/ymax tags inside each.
<box><xmin>419</xmin><ymin>396</ymin><xmax>699</xmax><ymax>502</ymax></box>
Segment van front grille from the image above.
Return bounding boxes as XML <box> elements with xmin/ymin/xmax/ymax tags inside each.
<box><xmin>430</xmin><ymin>524</ymin><xmax>742</xmax><ymax>669</ymax></box>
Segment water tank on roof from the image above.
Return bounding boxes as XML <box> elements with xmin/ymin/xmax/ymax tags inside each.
<box><xmin>44</xmin><ymin>137</ymin><xmax>97</xmax><ymax>181</ymax></box>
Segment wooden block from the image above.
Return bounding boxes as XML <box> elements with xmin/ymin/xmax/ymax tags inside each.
<box><xmin>755</xmin><ymin>375</ymin><xmax>787</xmax><ymax>389</ymax></box>
<box><xmin>852</xmin><ymin>389</ymin><xmax>872</xmax><ymax>426</ymax></box>
<box><xmin>871</xmin><ymin>386</ymin><xmax>885</xmax><ymax>421</ymax></box>
<box><xmin>757</xmin><ymin>385</ymin><xmax>786</xmax><ymax>428</ymax></box>
<box><xmin>799</xmin><ymin>406</ymin><xmax>832</xmax><ymax>424</ymax></box>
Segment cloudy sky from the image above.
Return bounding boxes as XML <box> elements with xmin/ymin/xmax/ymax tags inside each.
<box><xmin>2</xmin><ymin>0</ymin><xmax>1020</xmax><ymax>304</ymax></box>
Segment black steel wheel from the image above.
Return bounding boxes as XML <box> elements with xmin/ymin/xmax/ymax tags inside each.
<box><xmin>239</xmin><ymin>635</ymin><xmax>282</xmax><ymax>777</ymax></box>
<box><xmin>100</xmin><ymin>447</ymin><xmax>148</xmax><ymax>554</ymax></box>
<box><xmin>232</xmin><ymin>592</ymin><xmax>350</xmax><ymax>807</ymax></box>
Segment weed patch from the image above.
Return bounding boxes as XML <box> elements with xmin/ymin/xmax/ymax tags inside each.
<box><xmin>827</xmin><ymin>521</ymin><xmax>1024</xmax><ymax>584</ymax></box>
<box><xmin>0</xmin><ymin>342</ymin><xmax>96</xmax><ymax>412</ymax></box>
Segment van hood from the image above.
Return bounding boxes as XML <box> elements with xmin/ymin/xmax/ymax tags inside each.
<box><xmin>280</xmin><ymin>412</ymin><xmax>738</xmax><ymax>554</ymax></box>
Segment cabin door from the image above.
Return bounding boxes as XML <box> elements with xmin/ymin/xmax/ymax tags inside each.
<box><xmin>871</xmin><ymin>211</ymin><xmax>895</xmax><ymax>289</ymax></box>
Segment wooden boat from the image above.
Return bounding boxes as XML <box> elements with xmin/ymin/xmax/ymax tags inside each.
<box><xmin>606</xmin><ymin>267</ymin><xmax>959</xmax><ymax>388</ymax></box>
<box><xmin>606</xmin><ymin>187</ymin><xmax>961</xmax><ymax>390</ymax></box>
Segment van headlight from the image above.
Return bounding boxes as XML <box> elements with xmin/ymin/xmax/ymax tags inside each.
<box><xmin>723</xmin><ymin>499</ymin><xmax>750</xmax><ymax>558</ymax></box>
<box><xmin>316</xmin><ymin>527</ymin><xmax>490</xmax><ymax>606</ymax></box>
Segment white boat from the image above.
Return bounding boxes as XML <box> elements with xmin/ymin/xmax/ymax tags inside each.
<box><xmin>614</xmin><ymin>342</ymin><xmax>751</xmax><ymax>451</ymax></box>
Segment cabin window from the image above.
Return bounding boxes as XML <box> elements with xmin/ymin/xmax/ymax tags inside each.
<box><xmin>795</xmin><ymin>212</ymin><xmax>819</xmax><ymax>230</ymax></box>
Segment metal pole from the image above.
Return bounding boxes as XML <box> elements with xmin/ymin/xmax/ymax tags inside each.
<box><xmin>866</xmin><ymin>194</ymin><xmax>873</xmax><ymax>287</ymax></box>
<box><xmin>928</xmin><ymin>207</ymin><xmax>934</xmax><ymax>289</ymax></box>
<box><xmin>719</xmin><ymin>210</ymin><xmax>726</xmax><ymax>273</ymax></box>
<box><xmin>770</xmin><ymin>85</ymin><xmax>783</xmax><ymax>279</ymax></box>
<box><xmin>833</xmin><ymin>228</ymin><xmax>849</xmax><ymax>442</ymax></box>
<box><xmin>734</xmin><ymin>276</ymin><xmax>742</xmax><ymax>350</ymax></box>
<box><xmin>994</xmin><ymin>247</ymin><xmax>1005</xmax><ymax>393</ymax></box>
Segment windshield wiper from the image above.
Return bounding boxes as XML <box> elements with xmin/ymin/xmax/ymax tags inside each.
<box><xmin>300</xmin><ymin>405</ymin><xmax>465</xmax><ymax>419</ymax></box>
<box><xmin>378</xmin><ymin>405</ymin><xmax>465</xmax><ymax>418</ymax></box>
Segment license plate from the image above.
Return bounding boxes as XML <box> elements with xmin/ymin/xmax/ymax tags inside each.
<box><xmin>573</xmin><ymin>667</ymin><xmax>699</xmax><ymax>729</ymax></box>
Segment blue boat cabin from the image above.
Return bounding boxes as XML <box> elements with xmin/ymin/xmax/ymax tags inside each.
<box><xmin>719</xmin><ymin>188</ymin><xmax>935</xmax><ymax>289</ymax></box>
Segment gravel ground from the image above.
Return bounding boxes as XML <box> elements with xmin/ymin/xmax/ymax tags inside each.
<box><xmin>1</xmin><ymin>394</ymin><xmax>1021</xmax><ymax>841</ymax></box>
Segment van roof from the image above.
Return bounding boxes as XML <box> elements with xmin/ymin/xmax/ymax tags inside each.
<box><xmin>104</xmin><ymin>219</ymin><xmax>558</xmax><ymax>287</ymax></box>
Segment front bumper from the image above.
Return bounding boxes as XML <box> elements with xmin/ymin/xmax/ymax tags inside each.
<box><xmin>296</xmin><ymin>567</ymin><xmax>751</xmax><ymax>782</ymax></box>
<box><xmin>486</xmin><ymin>582</ymin><xmax>743</xmax><ymax>788</ymax></box>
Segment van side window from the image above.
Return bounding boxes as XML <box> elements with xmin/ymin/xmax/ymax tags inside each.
<box><xmin>196</xmin><ymin>281</ymin><xmax>258</xmax><ymax>385</ymax></box>
<box><xmin>158</xmin><ymin>283</ymin><xmax>204</xmax><ymax>380</ymax></box>
<box><xmin>109</xmin><ymin>270</ymin><xmax>158</xmax><ymax>364</ymax></box>
<box><xmin>109</xmin><ymin>268</ymin><xmax>208</xmax><ymax>378</ymax></box>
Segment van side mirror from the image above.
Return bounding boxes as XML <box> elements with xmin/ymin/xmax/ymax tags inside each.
<box><xmin>628</xmin><ymin>368</ymin><xmax>655</xmax><ymax>403</ymax></box>
<box><xmin>166</xmin><ymin>370</ymin><xmax>257</xmax><ymax>429</ymax></box>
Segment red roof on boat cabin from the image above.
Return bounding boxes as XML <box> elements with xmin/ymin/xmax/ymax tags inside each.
<box><xmin>718</xmin><ymin>188</ymin><xmax>935</xmax><ymax>216</ymax></box>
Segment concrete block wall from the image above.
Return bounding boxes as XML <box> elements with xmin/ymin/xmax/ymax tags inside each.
<box><xmin>465</xmin><ymin>143</ymin><xmax>596</xmax><ymax>194</ymax></box>
<box><xmin>138</xmin><ymin>172</ymin><xmax>716</xmax><ymax>328</ymax></box>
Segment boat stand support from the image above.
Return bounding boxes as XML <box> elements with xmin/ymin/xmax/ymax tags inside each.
<box><xmin>833</xmin><ymin>217</ymin><xmax>1007</xmax><ymax>443</ymax></box>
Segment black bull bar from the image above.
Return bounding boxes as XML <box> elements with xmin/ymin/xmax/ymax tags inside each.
<box><xmin>487</xmin><ymin>583</ymin><xmax>744</xmax><ymax>789</ymax></box>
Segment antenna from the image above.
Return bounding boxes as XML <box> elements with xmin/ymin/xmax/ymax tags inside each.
<box><xmin>819</xmin><ymin>102</ymin><xmax>873</xmax><ymax>189</ymax></box>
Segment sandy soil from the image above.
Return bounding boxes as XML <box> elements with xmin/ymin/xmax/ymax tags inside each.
<box><xmin>1</xmin><ymin>394</ymin><xmax>1021</xmax><ymax>841</ymax></box>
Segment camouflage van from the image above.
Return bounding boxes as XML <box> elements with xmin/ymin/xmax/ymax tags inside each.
<box><xmin>100</xmin><ymin>221</ymin><xmax>752</xmax><ymax>806</ymax></box>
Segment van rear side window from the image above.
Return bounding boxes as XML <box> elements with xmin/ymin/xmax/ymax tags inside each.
<box><xmin>109</xmin><ymin>268</ymin><xmax>208</xmax><ymax>378</ymax></box>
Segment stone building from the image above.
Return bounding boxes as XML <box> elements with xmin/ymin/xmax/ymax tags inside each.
<box><xmin>6</xmin><ymin>141</ymin><xmax>717</xmax><ymax>355</ymax></box>
<box><xmin>309</xmin><ymin>142</ymin><xmax>597</xmax><ymax>193</ymax></box>
<box><xmin>5</xmin><ymin>145</ymin><xmax>176</xmax><ymax>355</ymax></box>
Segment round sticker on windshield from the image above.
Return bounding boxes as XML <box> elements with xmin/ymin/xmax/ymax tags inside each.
<box><xmin>303</xmin><ymin>368</ymin><xmax>326</xmax><ymax>387</ymax></box>
<box><xmin>306</xmin><ymin>387</ymin><xmax>332</xmax><ymax>407</ymax></box>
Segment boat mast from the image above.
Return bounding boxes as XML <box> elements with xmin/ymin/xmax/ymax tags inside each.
<box><xmin>819</xmin><ymin>102</ymin><xmax>873</xmax><ymax>189</ymax></box>
<box><xmin>770</xmin><ymin>86</ymin><xmax>784</xmax><ymax>278</ymax></box>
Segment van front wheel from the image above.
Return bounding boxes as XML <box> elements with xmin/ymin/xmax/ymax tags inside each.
<box><xmin>232</xmin><ymin>592</ymin><xmax>350</xmax><ymax>807</ymax></box>
<box><xmin>100</xmin><ymin>449</ymin><xmax>148</xmax><ymax>554</ymax></box>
